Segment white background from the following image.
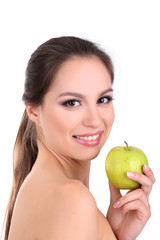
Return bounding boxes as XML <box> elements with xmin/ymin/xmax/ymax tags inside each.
<box><xmin>0</xmin><ymin>0</ymin><xmax>159</xmax><ymax>239</ymax></box>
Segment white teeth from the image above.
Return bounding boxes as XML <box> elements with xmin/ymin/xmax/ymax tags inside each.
<box><xmin>76</xmin><ymin>134</ymin><xmax>100</xmax><ymax>140</ymax></box>
<box><xmin>88</xmin><ymin>136</ymin><xmax>92</xmax><ymax>140</ymax></box>
<box><xmin>92</xmin><ymin>135</ymin><xmax>98</xmax><ymax>140</ymax></box>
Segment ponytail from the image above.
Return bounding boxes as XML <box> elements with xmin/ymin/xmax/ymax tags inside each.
<box><xmin>4</xmin><ymin>109</ymin><xmax>38</xmax><ymax>240</ymax></box>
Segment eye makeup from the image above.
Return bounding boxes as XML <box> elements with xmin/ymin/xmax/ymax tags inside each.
<box><xmin>60</xmin><ymin>99</ymin><xmax>82</xmax><ymax>108</ymax></box>
<box><xmin>97</xmin><ymin>95</ymin><xmax>114</xmax><ymax>104</ymax></box>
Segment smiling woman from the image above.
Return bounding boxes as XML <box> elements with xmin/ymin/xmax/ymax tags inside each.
<box><xmin>33</xmin><ymin>56</ymin><xmax>115</xmax><ymax>162</ymax></box>
<box><xmin>3</xmin><ymin>36</ymin><xmax>155</xmax><ymax>240</ymax></box>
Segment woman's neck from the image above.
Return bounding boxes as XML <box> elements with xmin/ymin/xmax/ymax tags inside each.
<box><xmin>32</xmin><ymin>139</ymin><xmax>91</xmax><ymax>188</ymax></box>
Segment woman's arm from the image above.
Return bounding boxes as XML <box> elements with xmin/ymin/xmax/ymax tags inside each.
<box><xmin>107</xmin><ymin>165</ymin><xmax>155</xmax><ymax>240</ymax></box>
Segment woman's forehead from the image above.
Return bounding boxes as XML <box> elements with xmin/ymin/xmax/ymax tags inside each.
<box><xmin>50</xmin><ymin>56</ymin><xmax>112</xmax><ymax>90</ymax></box>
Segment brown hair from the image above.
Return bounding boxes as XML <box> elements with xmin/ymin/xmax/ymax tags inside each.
<box><xmin>3</xmin><ymin>36</ymin><xmax>114</xmax><ymax>239</ymax></box>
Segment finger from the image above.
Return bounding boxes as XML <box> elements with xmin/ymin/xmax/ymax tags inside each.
<box><xmin>127</xmin><ymin>170</ymin><xmax>153</xmax><ymax>198</ymax></box>
<box><xmin>120</xmin><ymin>199</ymin><xmax>151</xmax><ymax>221</ymax></box>
<box><xmin>142</xmin><ymin>165</ymin><xmax>156</xmax><ymax>184</ymax></box>
<box><xmin>113</xmin><ymin>188</ymin><xmax>149</xmax><ymax>209</ymax></box>
<box><xmin>108</xmin><ymin>181</ymin><xmax>122</xmax><ymax>204</ymax></box>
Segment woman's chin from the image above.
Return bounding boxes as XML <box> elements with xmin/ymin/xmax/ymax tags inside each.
<box><xmin>74</xmin><ymin>149</ymin><xmax>101</xmax><ymax>162</ymax></box>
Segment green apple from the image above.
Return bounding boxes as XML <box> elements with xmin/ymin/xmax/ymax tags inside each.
<box><xmin>105</xmin><ymin>142</ymin><xmax>148</xmax><ymax>189</ymax></box>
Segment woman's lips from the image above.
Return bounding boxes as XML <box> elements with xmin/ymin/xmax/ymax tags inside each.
<box><xmin>73</xmin><ymin>131</ymin><xmax>103</xmax><ymax>146</ymax></box>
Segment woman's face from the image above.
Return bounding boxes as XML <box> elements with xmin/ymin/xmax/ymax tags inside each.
<box><xmin>38</xmin><ymin>56</ymin><xmax>114</xmax><ymax>161</ymax></box>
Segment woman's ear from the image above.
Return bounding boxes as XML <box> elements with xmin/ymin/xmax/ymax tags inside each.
<box><xmin>25</xmin><ymin>105</ymin><xmax>41</xmax><ymax>125</ymax></box>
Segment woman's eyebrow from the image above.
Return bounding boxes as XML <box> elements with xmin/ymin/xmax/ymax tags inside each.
<box><xmin>100</xmin><ymin>88</ymin><xmax>113</xmax><ymax>96</ymax></box>
<box><xmin>58</xmin><ymin>88</ymin><xmax>113</xmax><ymax>99</ymax></box>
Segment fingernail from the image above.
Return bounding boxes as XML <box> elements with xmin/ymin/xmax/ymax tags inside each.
<box><xmin>113</xmin><ymin>200</ymin><xmax>120</xmax><ymax>208</ymax></box>
<box><xmin>144</xmin><ymin>164</ymin><xmax>149</xmax><ymax>170</ymax></box>
<box><xmin>127</xmin><ymin>171</ymin><xmax>135</xmax><ymax>178</ymax></box>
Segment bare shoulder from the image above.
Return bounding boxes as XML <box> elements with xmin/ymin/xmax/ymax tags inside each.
<box><xmin>48</xmin><ymin>180</ymin><xmax>99</xmax><ymax>239</ymax></box>
<box><xmin>8</xmin><ymin>178</ymin><xmax>99</xmax><ymax>240</ymax></box>
<box><xmin>51</xmin><ymin>179</ymin><xmax>98</xmax><ymax>213</ymax></box>
<box><xmin>61</xmin><ymin>179</ymin><xmax>97</xmax><ymax>208</ymax></box>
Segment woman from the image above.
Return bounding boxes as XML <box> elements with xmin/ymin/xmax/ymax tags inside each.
<box><xmin>4</xmin><ymin>36</ymin><xmax>155</xmax><ymax>240</ymax></box>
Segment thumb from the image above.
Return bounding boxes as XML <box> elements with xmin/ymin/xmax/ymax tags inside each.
<box><xmin>108</xmin><ymin>181</ymin><xmax>122</xmax><ymax>204</ymax></box>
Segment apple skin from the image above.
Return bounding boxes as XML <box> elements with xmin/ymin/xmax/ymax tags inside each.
<box><xmin>105</xmin><ymin>144</ymin><xmax>148</xmax><ymax>189</ymax></box>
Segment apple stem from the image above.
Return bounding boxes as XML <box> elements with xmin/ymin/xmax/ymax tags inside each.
<box><xmin>124</xmin><ymin>141</ymin><xmax>128</xmax><ymax>149</ymax></box>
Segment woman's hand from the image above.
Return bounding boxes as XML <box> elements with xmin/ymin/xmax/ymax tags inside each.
<box><xmin>107</xmin><ymin>165</ymin><xmax>155</xmax><ymax>240</ymax></box>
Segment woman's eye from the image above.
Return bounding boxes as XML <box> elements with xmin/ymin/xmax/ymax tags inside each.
<box><xmin>62</xmin><ymin>99</ymin><xmax>81</xmax><ymax>107</ymax></box>
<box><xmin>97</xmin><ymin>96</ymin><xmax>113</xmax><ymax>104</ymax></box>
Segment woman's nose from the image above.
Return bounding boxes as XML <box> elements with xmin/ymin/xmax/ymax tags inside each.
<box><xmin>82</xmin><ymin>105</ymin><xmax>102</xmax><ymax>128</ymax></box>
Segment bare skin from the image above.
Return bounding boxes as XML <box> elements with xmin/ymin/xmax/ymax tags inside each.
<box><xmin>8</xmin><ymin>57</ymin><xmax>155</xmax><ymax>240</ymax></box>
<box><xmin>8</xmin><ymin>142</ymin><xmax>117</xmax><ymax>240</ymax></box>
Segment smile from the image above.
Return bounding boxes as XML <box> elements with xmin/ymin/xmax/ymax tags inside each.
<box><xmin>73</xmin><ymin>131</ymin><xmax>103</xmax><ymax>146</ymax></box>
<box><xmin>75</xmin><ymin>134</ymin><xmax>100</xmax><ymax>140</ymax></box>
